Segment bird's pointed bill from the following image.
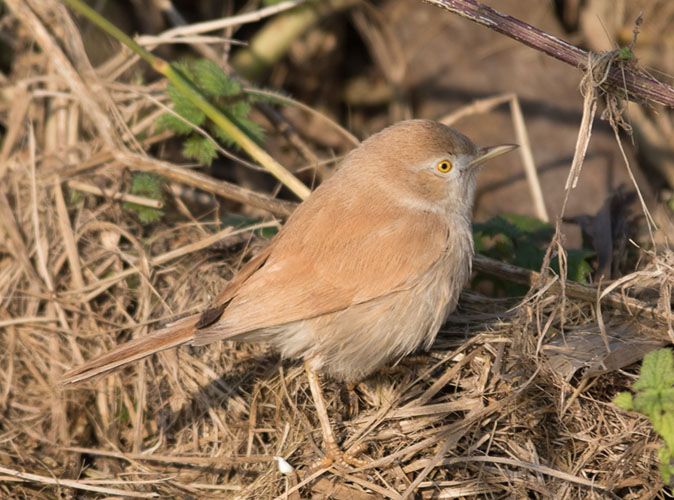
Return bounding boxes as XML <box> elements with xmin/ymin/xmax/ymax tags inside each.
<box><xmin>469</xmin><ymin>144</ymin><xmax>518</xmax><ymax>168</ymax></box>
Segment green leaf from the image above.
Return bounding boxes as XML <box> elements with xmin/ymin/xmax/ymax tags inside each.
<box><xmin>474</xmin><ymin>216</ymin><xmax>523</xmax><ymax>241</ymax></box>
<box><xmin>228</xmin><ymin>99</ymin><xmax>251</xmax><ymax>119</ymax></box>
<box><xmin>155</xmin><ymin>112</ymin><xmax>197</xmax><ymax>135</ymax></box>
<box><xmin>130</xmin><ymin>172</ymin><xmax>164</xmax><ymax>199</ymax></box>
<box><xmin>566</xmin><ymin>249</ymin><xmax>594</xmax><ymax>284</ymax></box>
<box><xmin>473</xmin><ymin>233</ymin><xmax>486</xmax><ymax>253</ymax></box>
<box><xmin>613</xmin><ymin>391</ymin><xmax>634</xmax><ymax>410</ymax></box>
<box><xmin>122</xmin><ymin>173</ymin><xmax>165</xmax><ymax>224</ymax></box>
<box><xmin>657</xmin><ymin>412</ymin><xmax>674</xmax><ymax>453</ymax></box>
<box><xmin>620</xmin><ymin>348</ymin><xmax>674</xmax><ymax>487</ymax></box>
<box><xmin>511</xmin><ymin>243</ymin><xmax>546</xmax><ymax>271</ymax></box>
<box><xmin>501</xmin><ymin>213</ymin><xmax>549</xmax><ymax>232</ymax></box>
<box><xmin>193</xmin><ymin>59</ymin><xmax>241</xmax><ymax>97</ymax></box>
<box><xmin>129</xmin><ymin>204</ymin><xmax>164</xmax><ymax>224</ymax></box>
<box><xmin>158</xmin><ymin>58</ymin><xmax>266</xmax><ymax>162</ymax></box>
<box><xmin>172</xmin><ymin>60</ymin><xmax>195</xmax><ymax>80</ymax></box>
<box><xmin>167</xmin><ymin>84</ymin><xmax>206</xmax><ymax>127</ymax></box>
<box><xmin>634</xmin><ymin>349</ymin><xmax>674</xmax><ymax>392</ymax></box>
<box><xmin>618</xmin><ymin>46</ymin><xmax>634</xmax><ymax>60</ymax></box>
<box><xmin>182</xmin><ymin>135</ymin><xmax>218</xmax><ymax>166</ymax></box>
<box><xmin>658</xmin><ymin>447</ymin><xmax>674</xmax><ymax>485</ymax></box>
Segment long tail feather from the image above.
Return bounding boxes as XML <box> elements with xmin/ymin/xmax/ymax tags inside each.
<box><xmin>61</xmin><ymin>315</ymin><xmax>199</xmax><ymax>384</ymax></box>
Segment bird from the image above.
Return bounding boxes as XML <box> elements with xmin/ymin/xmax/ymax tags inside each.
<box><xmin>62</xmin><ymin>119</ymin><xmax>517</xmax><ymax>467</ymax></box>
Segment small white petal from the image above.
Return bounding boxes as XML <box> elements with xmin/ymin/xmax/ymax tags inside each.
<box><xmin>273</xmin><ymin>456</ymin><xmax>294</xmax><ymax>475</ymax></box>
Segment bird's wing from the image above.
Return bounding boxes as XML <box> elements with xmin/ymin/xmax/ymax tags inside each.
<box><xmin>193</xmin><ymin>195</ymin><xmax>451</xmax><ymax>344</ymax></box>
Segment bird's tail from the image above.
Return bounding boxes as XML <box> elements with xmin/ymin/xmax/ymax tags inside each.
<box><xmin>61</xmin><ymin>315</ymin><xmax>199</xmax><ymax>384</ymax></box>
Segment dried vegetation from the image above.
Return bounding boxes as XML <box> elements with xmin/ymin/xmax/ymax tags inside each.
<box><xmin>1</xmin><ymin>0</ymin><xmax>674</xmax><ymax>498</ymax></box>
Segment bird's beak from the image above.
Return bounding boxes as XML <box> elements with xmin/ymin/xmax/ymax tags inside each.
<box><xmin>469</xmin><ymin>144</ymin><xmax>518</xmax><ymax>169</ymax></box>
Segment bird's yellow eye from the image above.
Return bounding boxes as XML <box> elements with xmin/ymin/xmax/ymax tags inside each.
<box><xmin>436</xmin><ymin>160</ymin><xmax>453</xmax><ymax>173</ymax></box>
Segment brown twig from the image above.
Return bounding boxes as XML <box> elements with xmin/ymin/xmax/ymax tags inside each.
<box><xmin>423</xmin><ymin>0</ymin><xmax>674</xmax><ymax>107</ymax></box>
<box><xmin>115</xmin><ymin>152</ymin><xmax>296</xmax><ymax>217</ymax></box>
<box><xmin>473</xmin><ymin>253</ymin><xmax>672</xmax><ymax>324</ymax></box>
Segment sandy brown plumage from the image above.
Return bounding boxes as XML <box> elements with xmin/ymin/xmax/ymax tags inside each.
<box><xmin>62</xmin><ymin>119</ymin><xmax>516</xmax><ymax>466</ymax></box>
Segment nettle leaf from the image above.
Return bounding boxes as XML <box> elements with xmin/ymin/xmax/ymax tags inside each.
<box><xmin>157</xmin><ymin>58</ymin><xmax>266</xmax><ymax>164</ymax></box>
<box><xmin>123</xmin><ymin>173</ymin><xmax>165</xmax><ymax>224</ymax></box>
<box><xmin>193</xmin><ymin>59</ymin><xmax>242</xmax><ymax>98</ymax></box>
<box><xmin>130</xmin><ymin>172</ymin><xmax>164</xmax><ymax>199</ymax></box>
<box><xmin>657</xmin><ymin>412</ymin><xmax>674</xmax><ymax>453</ymax></box>
<box><xmin>566</xmin><ymin>249</ymin><xmax>594</xmax><ymax>284</ymax></box>
<box><xmin>172</xmin><ymin>61</ymin><xmax>195</xmax><ymax>80</ymax></box>
<box><xmin>156</xmin><ymin>112</ymin><xmax>197</xmax><ymax>135</ymax></box>
<box><xmin>182</xmin><ymin>135</ymin><xmax>218</xmax><ymax>166</ymax></box>
<box><xmin>511</xmin><ymin>243</ymin><xmax>546</xmax><ymax>271</ymax></box>
<box><xmin>473</xmin><ymin>214</ymin><xmax>595</xmax><ymax>295</ymax></box>
<box><xmin>619</xmin><ymin>348</ymin><xmax>674</xmax><ymax>489</ymax></box>
<box><xmin>474</xmin><ymin>216</ymin><xmax>523</xmax><ymax>241</ymax></box>
<box><xmin>167</xmin><ymin>84</ymin><xmax>206</xmax><ymax>126</ymax></box>
<box><xmin>659</xmin><ymin>447</ymin><xmax>674</xmax><ymax>485</ymax></box>
<box><xmin>228</xmin><ymin>100</ymin><xmax>251</xmax><ymax>120</ymax></box>
<box><xmin>634</xmin><ymin>349</ymin><xmax>674</xmax><ymax>392</ymax></box>
<box><xmin>613</xmin><ymin>391</ymin><xmax>634</xmax><ymax>410</ymax></box>
<box><xmin>636</xmin><ymin>389</ymin><xmax>665</xmax><ymax>421</ymax></box>
<box><xmin>473</xmin><ymin>233</ymin><xmax>486</xmax><ymax>253</ymax></box>
<box><xmin>503</xmin><ymin>213</ymin><xmax>555</xmax><ymax>247</ymax></box>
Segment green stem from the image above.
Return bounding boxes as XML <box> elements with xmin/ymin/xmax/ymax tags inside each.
<box><xmin>62</xmin><ymin>0</ymin><xmax>310</xmax><ymax>201</ymax></box>
<box><xmin>61</xmin><ymin>0</ymin><xmax>159</xmax><ymax>67</ymax></box>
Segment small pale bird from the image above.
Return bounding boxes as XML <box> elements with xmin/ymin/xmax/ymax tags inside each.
<box><xmin>63</xmin><ymin>120</ymin><xmax>516</xmax><ymax>467</ymax></box>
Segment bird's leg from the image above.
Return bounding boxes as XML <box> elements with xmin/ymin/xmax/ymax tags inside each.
<box><xmin>304</xmin><ymin>362</ymin><xmax>367</xmax><ymax>469</ymax></box>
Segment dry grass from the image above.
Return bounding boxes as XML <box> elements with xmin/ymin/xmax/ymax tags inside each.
<box><xmin>1</xmin><ymin>1</ymin><xmax>673</xmax><ymax>499</ymax></box>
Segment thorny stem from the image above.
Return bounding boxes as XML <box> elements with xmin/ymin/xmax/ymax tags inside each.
<box><xmin>423</xmin><ymin>0</ymin><xmax>674</xmax><ymax>108</ymax></box>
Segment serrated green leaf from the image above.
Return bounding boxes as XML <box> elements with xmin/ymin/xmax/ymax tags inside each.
<box><xmin>656</xmin><ymin>412</ymin><xmax>674</xmax><ymax>453</ymax></box>
<box><xmin>618</xmin><ymin>46</ymin><xmax>634</xmax><ymax>60</ymax></box>
<box><xmin>156</xmin><ymin>112</ymin><xmax>197</xmax><ymax>135</ymax></box>
<box><xmin>123</xmin><ymin>203</ymin><xmax>164</xmax><ymax>224</ymax></box>
<box><xmin>182</xmin><ymin>135</ymin><xmax>218</xmax><ymax>166</ymax></box>
<box><xmin>193</xmin><ymin>59</ymin><xmax>241</xmax><ymax>97</ymax></box>
<box><xmin>123</xmin><ymin>173</ymin><xmax>166</xmax><ymax>224</ymax></box>
<box><xmin>502</xmin><ymin>213</ymin><xmax>554</xmax><ymax>244</ymax></box>
<box><xmin>658</xmin><ymin>447</ymin><xmax>674</xmax><ymax>485</ymax></box>
<box><xmin>621</xmin><ymin>348</ymin><xmax>674</xmax><ymax>488</ymax></box>
<box><xmin>473</xmin><ymin>233</ymin><xmax>486</xmax><ymax>253</ymax></box>
<box><xmin>473</xmin><ymin>216</ymin><xmax>523</xmax><ymax>241</ymax></box>
<box><xmin>172</xmin><ymin>61</ymin><xmax>195</xmax><ymax>80</ymax></box>
<box><xmin>566</xmin><ymin>249</ymin><xmax>595</xmax><ymax>284</ymax></box>
<box><xmin>130</xmin><ymin>172</ymin><xmax>164</xmax><ymax>199</ymax></box>
<box><xmin>613</xmin><ymin>391</ymin><xmax>634</xmax><ymax>410</ymax></box>
<box><xmin>662</xmin><ymin>389</ymin><xmax>674</xmax><ymax>413</ymax></box>
<box><xmin>167</xmin><ymin>84</ymin><xmax>206</xmax><ymax>126</ymax></box>
<box><xmin>634</xmin><ymin>349</ymin><xmax>674</xmax><ymax>392</ymax></box>
<box><xmin>635</xmin><ymin>388</ymin><xmax>664</xmax><ymax>419</ymax></box>
<box><xmin>511</xmin><ymin>243</ymin><xmax>546</xmax><ymax>271</ymax></box>
<box><xmin>228</xmin><ymin>99</ymin><xmax>251</xmax><ymax>119</ymax></box>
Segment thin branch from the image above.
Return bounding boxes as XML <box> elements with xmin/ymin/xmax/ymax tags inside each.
<box><xmin>423</xmin><ymin>0</ymin><xmax>674</xmax><ymax>107</ymax></box>
<box><xmin>473</xmin><ymin>253</ymin><xmax>673</xmax><ymax>324</ymax></box>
